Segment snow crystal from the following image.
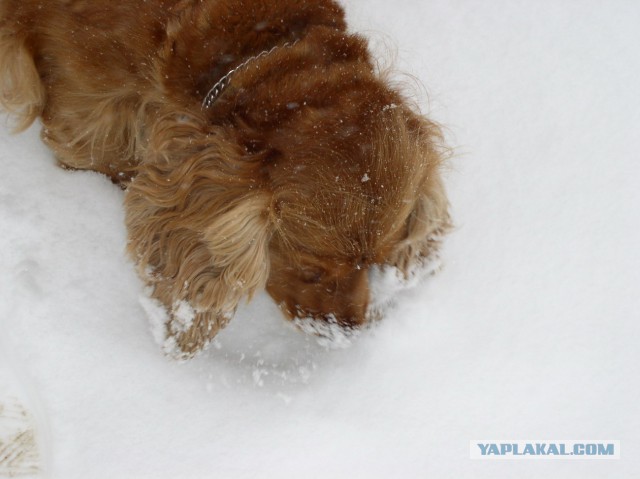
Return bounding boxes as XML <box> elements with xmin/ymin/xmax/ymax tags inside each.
<box><xmin>293</xmin><ymin>314</ymin><xmax>359</xmax><ymax>349</ymax></box>
<box><xmin>368</xmin><ymin>253</ymin><xmax>443</xmax><ymax>316</ymax></box>
<box><xmin>138</xmin><ymin>291</ymin><xmax>169</xmax><ymax>347</ymax></box>
<box><xmin>170</xmin><ymin>300</ymin><xmax>197</xmax><ymax>333</ymax></box>
<box><xmin>252</xmin><ymin>368</ymin><xmax>268</xmax><ymax>387</ymax></box>
<box><xmin>142</xmin><ymin>265</ymin><xmax>156</xmax><ymax>280</ymax></box>
<box><xmin>138</xmin><ymin>291</ymin><xmax>183</xmax><ymax>358</ymax></box>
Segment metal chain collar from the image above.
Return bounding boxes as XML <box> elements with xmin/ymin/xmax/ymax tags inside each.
<box><xmin>202</xmin><ymin>41</ymin><xmax>297</xmax><ymax>109</ymax></box>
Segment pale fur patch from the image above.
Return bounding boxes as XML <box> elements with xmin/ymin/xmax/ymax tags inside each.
<box><xmin>203</xmin><ymin>194</ymin><xmax>272</xmax><ymax>310</ymax></box>
<box><xmin>0</xmin><ymin>31</ymin><xmax>45</xmax><ymax>132</ymax></box>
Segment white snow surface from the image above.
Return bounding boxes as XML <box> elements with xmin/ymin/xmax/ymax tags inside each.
<box><xmin>1</xmin><ymin>1</ymin><xmax>640</xmax><ymax>477</ymax></box>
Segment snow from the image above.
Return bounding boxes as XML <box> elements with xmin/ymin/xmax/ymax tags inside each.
<box><xmin>292</xmin><ymin>315</ymin><xmax>358</xmax><ymax>350</ymax></box>
<box><xmin>170</xmin><ymin>301</ymin><xmax>197</xmax><ymax>334</ymax></box>
<box><xmin>1</xmin><ymin>0</ymin><xmax>640</xmax><ymax>477</ymax></box>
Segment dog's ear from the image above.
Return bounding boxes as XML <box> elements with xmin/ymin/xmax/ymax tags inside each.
<box><xmin>126</xmin><ymin>111</ymin><xmax>273</xmax><ymax>357</ymax></box>
<box><xmin>389</xmin><ymin>173</ymin><xmax>451</xmax><ymax>277</ymax></box>
<box><xmin>0</xmin><ymin>25</ymin><xmax>45</xmax><ymax>132</ymax></box>
<box><xmin>202</xmin><ymin>193</ymin><xmax>272</xmax><ymax>310</ymax></box>
<box><xmin>383</xmin><ymin>112</ymin><xmax>451</xmax><ymax>278</ymax></box>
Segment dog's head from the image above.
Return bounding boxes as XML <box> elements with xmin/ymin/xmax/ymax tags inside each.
<box><xmin>215</xmin><ymin>29</ymin><xmax>450</xmax><ymax>331</ymax></box>
<box><xmin>130</xmin><ymin>15</ymin><xmax>449</xmax><ymax>340</ymax></box>
<box><xmin>261</xmin><ymin>97</ymin><xmax>449</xmax><ymax>330</ymax></box>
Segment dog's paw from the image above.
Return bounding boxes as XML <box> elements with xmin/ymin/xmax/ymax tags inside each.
<box><xmin>139</xmin><ymin>294</ymin><xmax>230</xmax><ymax>360</ymax></box>
<box><xmin>167</xmin><ymin>303</ymin><xmax>232</xmax><ymax>360</ymax></box>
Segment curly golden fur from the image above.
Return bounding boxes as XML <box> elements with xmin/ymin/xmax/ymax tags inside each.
<box><xmin>0</xmin><ymin>0</ymin><xmax>450</xmax><ymax>358</ymax></box>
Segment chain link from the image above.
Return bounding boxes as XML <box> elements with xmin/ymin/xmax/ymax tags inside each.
<box><xmin>202</xmin><ymin>41</ymin><xmax>298</xmax><ymax>109</ymax></box>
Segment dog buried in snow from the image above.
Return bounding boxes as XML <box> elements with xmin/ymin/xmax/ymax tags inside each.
<box><xmin>0</xmin><ymin>0</ymin><xmax>450</xmax><ymax>358</ymax></box>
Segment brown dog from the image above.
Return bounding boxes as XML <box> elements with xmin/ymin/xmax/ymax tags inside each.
<box><xmin>0</xmin><ymin>0</ymin><xmax>450</xmax><ymax>357</ymax></box>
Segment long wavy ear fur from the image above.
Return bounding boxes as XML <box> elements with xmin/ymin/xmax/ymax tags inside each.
<box><xmin>386</xmin><ymin>116</ymin><xmax>452</xmax><ymax>279</ymax></box>
<box><xmin>0</xmin><ymin>24</ymin><xmax>44</xmax><ymax>131</ymax></box>
<box><xmin>126</xmin><ymin>111</ymin><xmax>272</xmax><ymax>358</ymax></box>
<box><xmin>390</xmin><ymin>174</ymin><xmax>451</xmax><ymax>277</ymax></box>
<box><xmin>203</xmin><ymin>195</ymin><xmax>271</xmax><ymax>307</ymax></box>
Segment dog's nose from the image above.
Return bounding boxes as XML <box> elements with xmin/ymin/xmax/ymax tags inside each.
<box><xmin>268</xmin><ymin>263</ymin><xmax>372</xmax><ymax>329</ymax></box>
<box><xmin>291</xmin><ymin>302</ymin><xmax>367</xmax><ymax>328</ymax></box>
<box><xmin>326</xmin><ymin>268</ymin><xmax>370</xmax><ymax>327</ymax></box>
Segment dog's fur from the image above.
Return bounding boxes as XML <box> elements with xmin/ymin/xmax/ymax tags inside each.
<box><xmin>0</xmin><ymin>0</ymin><xmax>450</xmax><ymax>357</ymax></box>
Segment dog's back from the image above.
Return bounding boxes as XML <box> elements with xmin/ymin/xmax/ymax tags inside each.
<box><xmin>0</xmin><ymin>0</ymin><xmax>183</xmax><ymax>180</ymax></box>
